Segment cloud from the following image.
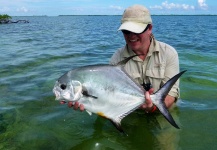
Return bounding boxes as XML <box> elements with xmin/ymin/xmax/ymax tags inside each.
<box><xmin>109</xmin><ymin>5</ymin><xmax>123</xmax><ymax>11</ymax></box>
<box><xmin>0</xmin><ymin>7</ymin><xmax>11</xmax><ymax>13</ymax></box>
<box><xmin>198</xmin><ymin>0</ymin><xmax>208</xmax><ymax>10</ymax></box>
<box><xmin>17</xmin><ymin>7</ymin><xmax>29</xmax><ymax>13</ymax></box>
<box><xmin>150</xmin><ymin>1</ymin><xmax>195</xmax><ymax>10</ymax></box>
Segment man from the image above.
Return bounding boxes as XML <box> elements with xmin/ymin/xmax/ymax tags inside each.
<box><xmin>69</xmin><ymin>4</ymin><xmax>180</xmax><ymax>113</ymax></box>
<box><xmin>110</xmin><ymin>4</ymin><xmax>180</xmax><ymax>113</ymax></box>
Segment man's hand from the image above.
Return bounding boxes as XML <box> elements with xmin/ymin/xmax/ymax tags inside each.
<box><xmin>140</xmin><ymin>88</ymin><xmax>156</xmax><ymax>113</ymax></box>
<box><xmin>140</xmin><ymin>87</ymin><xmax>176</xmax><ymax>113</ymax></box>
<box><xmin>67</xmin><ymin>101</ymin><xmax>85</xmax><ymax>111</ymax></box>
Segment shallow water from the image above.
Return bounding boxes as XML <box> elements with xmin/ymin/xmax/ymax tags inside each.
<box><xmin>0</xmin><ymin>15</ymin><xmax>217</xmax><ymax>150</ymax></box>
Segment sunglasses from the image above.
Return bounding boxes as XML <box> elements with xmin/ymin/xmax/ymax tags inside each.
<box><xmin>122</xmin><ymin>24</ymin><xmax>150</xmax><ymax>35</ymax></box>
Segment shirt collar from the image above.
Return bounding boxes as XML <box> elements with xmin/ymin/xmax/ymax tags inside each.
<box><xmin>147</xmin><ymin>34</ymin><xmax>159</xmax><ymax>56</ymax></box>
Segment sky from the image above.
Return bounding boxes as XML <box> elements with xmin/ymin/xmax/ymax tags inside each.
<box><xmin>0</xmin><ymin>0</ymin><xmax>216</xmax><ymax>16</ymax></box>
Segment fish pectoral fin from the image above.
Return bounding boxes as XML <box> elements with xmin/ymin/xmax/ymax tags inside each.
<box><xmin>86</xmin><ymin>110</ymin><xmax>92</xmax><ymax>115</ymax></box>
<box><xmin>82</xmin><ymin>86</ymin><xmax>98</xmax><ymax>99</ymax></box>
<box><xmin>110</xmin><ymin>119</ymin><xmax>127</xmax><ymax>136</ymax></box>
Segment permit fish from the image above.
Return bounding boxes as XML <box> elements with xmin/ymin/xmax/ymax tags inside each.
<box><xmin>53</xmin><ymin>56</ymin><xmax>186</xmax><ymax>133</ymax></box>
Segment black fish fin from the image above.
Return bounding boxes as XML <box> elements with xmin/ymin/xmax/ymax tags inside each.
<box><xmin>152</xmin><ymin>70</ymin><xmax>187</xmax><ymax>129</ymax></box>
<box><xmin>110</xmin><ymin>119</ymin><xmax>128</xmax><ymax>136</ymax></box>
<box><xmin>116</xmin><ymin>54</ymin><xmax>144</xmax><ymax>66</ymax></box>
<box><xmin>158</xmin><ymin>101</ymin><xmax>180</xmax><ymax>129</ymax></box>
<box><xmin>82</xmin><ymin>86</ymin><xmax>98</xmax><ymax>99</ymax></box>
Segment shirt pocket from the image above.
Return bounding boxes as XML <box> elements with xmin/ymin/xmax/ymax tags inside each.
<box><xmin>146</xmin><ymin>69</ymin><xmax>165</xmax><ymax>90</ymax></box>
<box><xmin>129</xmin><ymin>72</ymin><xmax>141</xmax><ymax>84</ymax></box>
<box><xmin>146</xmin><ymin>69</ymin><xmax>165</xmax><ymax>79</ymax></box>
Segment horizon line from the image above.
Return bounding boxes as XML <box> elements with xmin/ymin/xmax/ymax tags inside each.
<box><xmin>11</xmin><ymin>14</ymin><xmax>217</xmax><ymax>17</ymax></box>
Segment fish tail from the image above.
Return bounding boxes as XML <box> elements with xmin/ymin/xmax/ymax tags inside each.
<box><xmin>152</xmin><ymin>70</ymin><xmax>187</xmax><ymax>129</ymax></box>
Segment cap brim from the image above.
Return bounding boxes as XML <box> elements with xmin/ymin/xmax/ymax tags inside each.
<box><xmin>118</xmin><ymin>22</ymin><xmax>148</xmax><ymax>33</ymax></box>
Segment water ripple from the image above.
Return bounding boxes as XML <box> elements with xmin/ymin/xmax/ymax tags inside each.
<box><xmin>1</xmin><ymin>15</ymin><xmax>217</xmax><ymax>150</ymax></box>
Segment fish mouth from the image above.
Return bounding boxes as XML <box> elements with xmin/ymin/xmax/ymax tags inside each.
<box><xmin>53</xmin><ymin>89</ymin><xmax>61</xmax><ymax>100</ymax></box>
<box><xmin>53</xmin><ymin>87</ymin><xmax>66</xmax><ymax>101</ymax></box>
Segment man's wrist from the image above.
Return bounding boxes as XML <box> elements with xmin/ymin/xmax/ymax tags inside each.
<box><xmin>150</xmin><ymin>105</ymin><xmax>157</xmax><ymax>113</ymax></box>
<box><xmin>146</xmin><ymin>104</ymin><xmax>157</xmax><ymax>113</ymax></box>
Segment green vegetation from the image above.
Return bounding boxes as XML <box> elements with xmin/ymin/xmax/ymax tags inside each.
<box><xmin>0</xmin><ymin>14</ymin><xmax>29</xmax><ymax>24</ymax></box>
<box><xmin>0</xmin><ymin>14</ymin><xmax>12</xmax><ymax>24</ymax></box>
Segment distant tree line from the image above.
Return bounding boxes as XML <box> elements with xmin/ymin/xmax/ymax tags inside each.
<box><xmin>0</xmin><ymin>14</ymin><xmax>29</xmax><ymax>24</ymax></box>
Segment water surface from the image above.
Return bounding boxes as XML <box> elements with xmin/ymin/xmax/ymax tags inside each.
<box><xmin>0</xmin><ymin>15</ymin><xmax>217</xmax><ymax>150</ymax></box>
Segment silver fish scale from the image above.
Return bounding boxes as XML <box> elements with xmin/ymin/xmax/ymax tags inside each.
<box><xmin>59</xmin><ymin>65</ymin><xmax>145</xmax><ymax>120</ymax></box>
<box><xmin>71</xmin><ymin>65</ymin><xmax>144</xmax><ymax>95</ymax></box>
<box><xmin>54</xmin><ymin>64</ymin><xmax>185</xmax><ymax>131</ymax></box>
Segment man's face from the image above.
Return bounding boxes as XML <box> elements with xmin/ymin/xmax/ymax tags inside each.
<box><xmin>122</xmin><ymin>24</ymin><xmax>152</xmax><ymax>53</ymax></box>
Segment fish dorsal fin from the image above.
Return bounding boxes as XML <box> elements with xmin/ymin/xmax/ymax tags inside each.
<box><xmin>86</xmin><ymin>110</ymin><xmax>92</xmax><ymax>116</ymax></box>
<box><xmin>116</xmin><ymin>54</ymin><xmax>141</xmax><ymax>66</ymax></box>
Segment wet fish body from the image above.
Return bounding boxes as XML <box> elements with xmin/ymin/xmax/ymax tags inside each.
<box><xmin>53</xmin><ymin>63</ymin><xmax>186</xmax><ymax>132</ymax></box>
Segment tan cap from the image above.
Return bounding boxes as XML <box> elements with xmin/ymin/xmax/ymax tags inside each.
<box><xmin>118</xmin><ymin>5</ymin><xmax>152</xmax><ymax>33</ymax></box>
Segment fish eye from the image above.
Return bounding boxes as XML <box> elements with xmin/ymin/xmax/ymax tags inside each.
<box><xmin>60</xmin><ymin>84</ymin><xmax>67</xmax><ymax>90</ymax></box>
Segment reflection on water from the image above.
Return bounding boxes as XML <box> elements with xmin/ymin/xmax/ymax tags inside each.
<box><xmin>69</xmin><ymin>108</ymin><xmax>181</xmax><ymax>150</ymax></box>
<box><xmin>177</xmin><ymin>99</ymin><xmax>212</xmax><ymax>110</ymax></box>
